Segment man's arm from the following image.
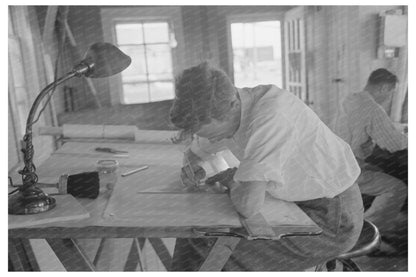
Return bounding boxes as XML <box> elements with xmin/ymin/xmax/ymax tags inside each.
<box><xmin>183</xmin><ymin>148</ymin><xmax>202</xmax><ymax>166</ymax></box>
<box><xmin>227</xmin><ymin>181</ymin><xmax>267</xmax><ymax>218</ymax></box>
<box><xmin>181</xmin><ymin>148</ymin><xmax>204</xmax><ymax>188</ymax></box>
<box><xmin>369</xmin><ymin>107</ymin><xmax>408</xmax><ymax>153</ymax></box>
<box><xmin>189</xmin><ymin>136</ymin><xmax>229</xmax><ymax>159</ymax></box>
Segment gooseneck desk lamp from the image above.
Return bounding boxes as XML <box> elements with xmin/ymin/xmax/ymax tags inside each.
<box><xmin>9</xmin><ymin>42</ymin><xmax>131</xmax><ymax>215</ymax></box>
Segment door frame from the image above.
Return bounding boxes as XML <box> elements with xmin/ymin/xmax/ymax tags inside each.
<box><xmin>283</xmin><ymin>6</ymin><xmax>308</xmax><ymax>103</ymax></box>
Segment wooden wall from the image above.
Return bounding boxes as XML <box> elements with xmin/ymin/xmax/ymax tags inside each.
<box><xmin>8</xmin><ymin>6</ymin><xmax>59</xmax><ymax>172</ymax></box>
<box><xmin>14</xmin><ymin>6</ymin><xmax>406</xmax><ymax>132</ymax></box>
<box><xmin>303</xmin><ymin>5</ymin><xmax>406</xmax><ymax>127</ymax></box>
<box><xmin>57</xmin><ymin>6</ymin><xmax>291</xmax><ymax>129</ymax></box>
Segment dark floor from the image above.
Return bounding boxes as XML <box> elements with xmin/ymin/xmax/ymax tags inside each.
<box><xmin>359</xmin><ymin>149</ymin><xmax>408</xmax><ymax>272</ymax></box>
<box><xmin>353</xmin><ymin>208</ymin><xmax>408</xmax><ymax>271</ymax></box>
<box><xmin>355</xmin><ymin>255</ymin><xmax>407</xmax><ymax>271</ymax></box>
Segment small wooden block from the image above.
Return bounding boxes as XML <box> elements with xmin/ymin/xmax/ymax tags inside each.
<box><xmin>9</xmin><ymin>194</ymin><xmax>90</xmax><ymax>229</ymax></box>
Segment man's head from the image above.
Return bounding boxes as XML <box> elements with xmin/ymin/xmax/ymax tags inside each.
<box><xmin>170</xmin><ymin>62</ymin><xmax>240</xmax><ymax>143</ymax></box>
<box><xmin>365</xmin><ymin>68</ymin><xmax>398</xmax><ymax>105</ymax></box>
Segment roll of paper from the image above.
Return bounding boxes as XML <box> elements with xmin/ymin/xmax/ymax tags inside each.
<box><xmin>103</xmin><ymin>125</ymin><xmax>137</xmax><ymax>139</ymax></box>
<box><xmin>63</xmin><ymin>124</ymin><xmax>105</xmax><ymax>138</ymax></box>
<box><xmin>62</xmin><ymin>124</ymin><xmax>137</xmax><ymax>139</ymax></box>
<box><xmin>134</xmin><ymin>130</ymin><xmax>177</xmax><ymax>144</ymax></box>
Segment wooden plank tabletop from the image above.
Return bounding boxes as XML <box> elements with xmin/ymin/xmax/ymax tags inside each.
<box><xmin>9</xmin><ymin>141</ymin><xmax>322</xmax><ymax>239</ymax></box>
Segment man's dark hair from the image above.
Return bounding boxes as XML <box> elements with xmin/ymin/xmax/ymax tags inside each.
<box><xmin>367</xmin><ymin>68</ymin><xmax>398</xmax><ymax>86</ymax></box>
<box><xmin>169</xmin><ymin>62</ymin><xmax>236</xmax><ymax>136</ymax></box>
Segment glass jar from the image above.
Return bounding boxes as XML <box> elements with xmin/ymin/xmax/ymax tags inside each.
<box><xmin>96</xmin><ymin>159</ymin><xmax>119</xmax><ymax>192</ymax></box>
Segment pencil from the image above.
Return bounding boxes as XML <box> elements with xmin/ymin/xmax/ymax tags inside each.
<box><xmin>121</xmin><ymin>165</ymin><xmax>149</xmax><ymax>177</ymax></box>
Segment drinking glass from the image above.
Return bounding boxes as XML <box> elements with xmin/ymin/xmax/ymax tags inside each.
<box><xmin>96</xmin><ymin>159</ymin><xmax>119</xmax><ymax>192</ymax></box>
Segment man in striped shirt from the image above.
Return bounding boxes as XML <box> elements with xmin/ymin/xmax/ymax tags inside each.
<box><xmin>335</xmin><ymin>68</ymin><xmax>407</xmax><ymax>242</ymax></box>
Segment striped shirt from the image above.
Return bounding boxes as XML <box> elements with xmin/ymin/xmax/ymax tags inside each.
<box><xmin>334</xmin><ymin>91</ymin><xmax>407</xmax><ymax>161</ymax></box>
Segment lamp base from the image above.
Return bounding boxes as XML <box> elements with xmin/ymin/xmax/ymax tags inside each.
<box><xmin>9</xmin><ymin>186</ymin><xmax>56</xmax><ymax>215</ymax></box>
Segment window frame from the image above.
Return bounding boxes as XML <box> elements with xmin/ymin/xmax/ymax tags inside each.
<box><xmin>114</xmin><ymin>19</ymin><xmax>175</xmax><ymax>104</ymax></box>
<box><xmin>101</xmin><ymin>6</ymin><xmax>185</xmax><ymax>105</ymax></box>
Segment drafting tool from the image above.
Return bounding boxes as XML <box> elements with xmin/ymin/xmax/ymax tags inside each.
<box><xmin>182</xmin><ymin>154</ymin><xmax>199</xmax><ymax>187</ymax></box>
<box><xmin>95</xmin><ymin>147</ymin><xmax>128</xmax><ymax>154</ymax></box>
<box><xmin>121</xmin><ymin>165</ymin><xmax>149</xmax><ymax>177</ymax></box>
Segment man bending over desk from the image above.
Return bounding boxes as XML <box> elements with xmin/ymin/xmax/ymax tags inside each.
<box><xmin>169</xmin><ymin>62</ymin><xmax>363</xmax><ymax>271</ymax></box>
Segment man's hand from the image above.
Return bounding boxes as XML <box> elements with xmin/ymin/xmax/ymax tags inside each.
<box><xmin>180</xmin><ymin>149</ymin><xmax>205</xmax><ymax>189</ymax></box>
<box><xmin>180</xmin><ymin>164</ymin><xmax>206</xmax><ymax>189</ymax></box>
<box><xmin>183</xmin><ymin>148</ymin><xmax>202</xmax><ymax>166</ymax></box>
<box><xmin>205</xmin><ymin>167</ymin><xmax>237</xmax><ymax>188</ymax></box>
<box><xmin>205</xmin><ymin>168</ymin><xmax>267</xmax><ymax>217</ymax></box>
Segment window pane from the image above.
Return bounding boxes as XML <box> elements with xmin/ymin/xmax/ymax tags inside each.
<box><xmin>231</xmin><ymin>20</ymin><xmax>282</xmax><ymax>88</ymax></box>
<box><xmin>149</xmin><ymin>82</ymin><xmax>174</xmax><ymax>102</ymax></box>
<box><xmin>119</xmin><ymin>46</ymin><xmax>147</xmax><ymax>82</ymax></box>
<box><xmin>122</xmin><ymin>83</ymin><xmax>149</xmax><ymax>104</ymax></box>
<box><xmin>116</xmin><ymin>21</ymin><xmax>175</xmax><ymax>104</ymax></box>
<box><xmin>116</xmin><ymin>23</ymin><xmax>143</xmax><ymax>44</ymax></box>
<box><xmin>143</xmin><ymin>22</ymin><xmax>169</xmax><ymax>43</ymax></box>
<box><xmin>146</xmin><ymin>44</ymin><xmax>173</xmax><ymax>80</ymax></box>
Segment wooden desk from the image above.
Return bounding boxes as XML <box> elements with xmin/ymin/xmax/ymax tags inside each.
<box><xmin>9</xmin><ymin>141</ymin><xmax>322</xmax><ymax>271</ymax></box>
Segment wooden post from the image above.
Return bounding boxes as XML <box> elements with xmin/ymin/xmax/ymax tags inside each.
<box><xmin>60</xmin><ymin>7</ymin><xmax>102</xmax><ymax>108</ymax></box>
<box><xmin>198</xmin><ymin>237</ymin><xmax>240</xmax><ymax>271</ymax></box>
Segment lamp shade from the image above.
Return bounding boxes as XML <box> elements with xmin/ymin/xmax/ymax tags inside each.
<box><xmin>82</xmin><ymin>42</ymin><xmax>131</xmax><ymax>78</ymax></box>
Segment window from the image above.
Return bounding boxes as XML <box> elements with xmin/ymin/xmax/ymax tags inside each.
<box><xmin>230</xmin><ymin>20</ymin><xmax>282</xmax><ymax>88</ymax></box>
<box><xmin>115</xmin><ymin>21</ymin><xmax>175</xmax><ymax>104</ymax></box>
<box><xmin>283</xmin><ymin>7</ymin><xmax>308</xmax><ymax>103</ymax></box>
<box><xmin>101</xmin><ymin>7</ymin><xmax>184</xmax><ymax>106</ymax></box>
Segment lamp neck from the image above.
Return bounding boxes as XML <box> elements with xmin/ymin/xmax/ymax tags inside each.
<box><xmin>21</xmin><ymin>71</ymin><xmax>77</xmax><ymax>189</ymax></box>
<box><xmin>25</xmin><ymin>72</ymin><xmax>76</xmax><ymax>132</ymax></box>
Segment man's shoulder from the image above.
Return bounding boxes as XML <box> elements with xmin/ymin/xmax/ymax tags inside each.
<box><xmin>242</xmin><ymin>84</ymin><xmax>284</xmax><ymax>97</ymax></box>
<box><xmin>251</xmin><ymin>85</ymin><xmax>313</xmax><ymax>126</ymax></box>
<box><xmin>343</xmin><ymin>91</ymin><xmax>376</xmax><ymax>112</ymax></box>
<box><xmin>345</xmin><ymin>91</ymin><xmax>367</xmax><ymax>101</ymax></box>
<box><xmin>257</xmin><ymin>85</ymin><xmax>298</xmax><ymax>107</ymax></box>
<box><xmin>248</xmin><ymin>84</ymin><xmax>298</xmax><ymax>103</ymax></box>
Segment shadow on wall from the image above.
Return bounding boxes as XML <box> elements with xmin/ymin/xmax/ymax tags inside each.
<box><xmin>58</xmin><ymin>100</ymin><xmax>175</xmax><ymax>130</ymax></box>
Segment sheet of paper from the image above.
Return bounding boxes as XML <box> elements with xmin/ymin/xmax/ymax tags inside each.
<box><xmin>103</xmin><ymin>193</ymin><xmax>241</xmax><ymax>227</ymax></box>
<box><xmin>103</xmin><ymin>164</ymin><xmax>318</xmax><ymax>229</ymax></box>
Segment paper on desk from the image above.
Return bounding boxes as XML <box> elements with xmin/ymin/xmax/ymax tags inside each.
<box><xmin>103</xmin><ymin>164</ymin><xmax>238</xmax><ymax>226</ymax></box>
<box><xmin>102</xmin><ymin>164</ymin><xmax>318</xmax><ymax>230</ymax></box>
<box><xmin>104</xmin><ymin>193</ymin><xmax>242</xmax><ymax>227</ymax></box>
